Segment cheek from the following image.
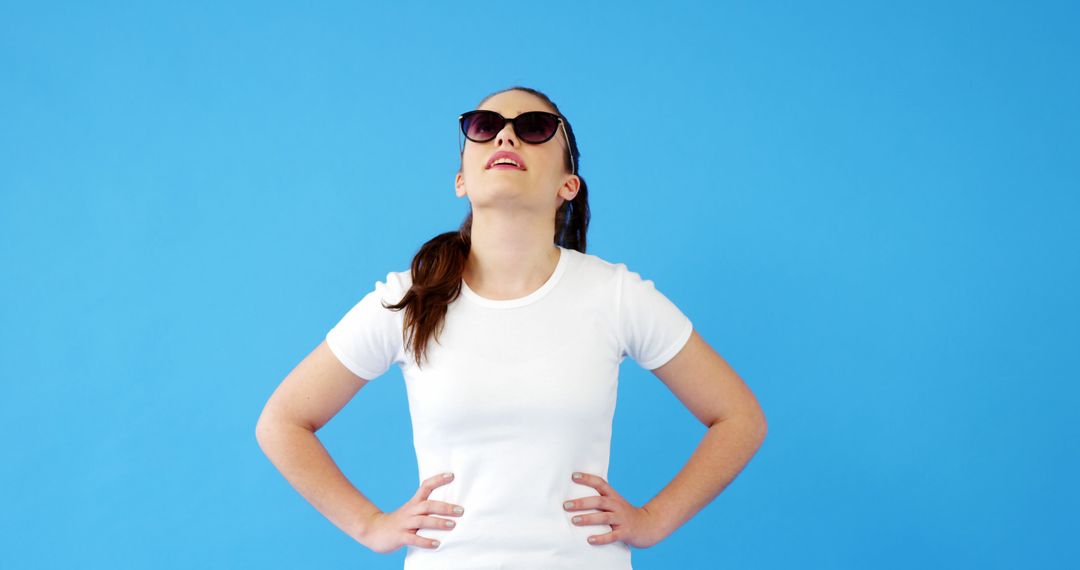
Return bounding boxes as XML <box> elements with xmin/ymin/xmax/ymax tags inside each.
<box><xmin>461</xmin><ymin>145</ymin><xmax>479</xmax><ymax>165</ymax></box>
<box><xmin>540</xmin><ymin>149</ymin><xmax>568</xmax><ymax>174</ymax></box>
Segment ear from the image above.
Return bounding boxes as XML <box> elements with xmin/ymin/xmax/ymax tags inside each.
<box><xmin>455</xmin><ymin>171</ymin><xmax>466</xmax><ymax>198</ymax></box>
<box><xmin>557</xmin><ymin>174</ymin><xmax>581</xmax><ymax>201</ymax></box>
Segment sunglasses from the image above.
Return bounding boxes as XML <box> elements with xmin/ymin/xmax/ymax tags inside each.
<box><xmin>458</xmin><ymin>110</ymin><xmax>575</xmax><ymax>174</ymax></box>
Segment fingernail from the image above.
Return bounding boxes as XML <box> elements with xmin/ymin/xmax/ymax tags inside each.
<box><xmin>443</xmin><ymin>472</ymin><xmax>453</xmax><ymax>479</ymax></box>
<box><xmin>564</xmin><ymin>501</ymin><xmax>574</xmax><ymax>509</ymax></box>
<box><xmin>444</xmin><ymin>520</ymin><xmax>455</xmax><ymax>527</ymax></box>
<box><xmin>572</xmin><ymin>516</ymin><xmax>581</xmax><ymax>523</ymax></box>
<box><xmin>452</xmin><ymin>506</ymin><xmax>464</xmax><ymax>514</ymax></box>
<box><xmin>432</xmin><ymin>540</ymin><xmax>440</xmax><ymax>547</ymax></box>
<box><xmin>588</xmin><ymin>537</ymin><xmax>596</xmax><ymax>543</ymax></box>
<box><xmin>572</xmin><ymin>472</ymin><xmax>582</xmax><ymax>480</ymax></box>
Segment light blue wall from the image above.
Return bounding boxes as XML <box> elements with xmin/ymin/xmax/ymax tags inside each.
<box><xmin>2</xmin><ymin>1</ymin><xmax>1075</xmax><ymax>568</ymax></box>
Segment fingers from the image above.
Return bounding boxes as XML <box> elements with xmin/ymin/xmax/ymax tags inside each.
<box><xmin>401</xmin><ymin>513</ymin><xmax>458</xmax><ymax>550</ymax></box>
<box><xmin>411</xmin><ymin>473</ymin><xmax>464</xmax><ymax>518</ymax></box>
<box><xmin>563</xmin><ymin>495</ymin><xmax>617</xmax><ymax>531</ymax></box>
<box><xmin>415</xmin><ymin>499</ymin><xmax>465</xmax><ymax>517</ymax></box>
<box><xmin>565</xmin><ymin>472</ymin><xmax>626</xmax><ymax>546</ymax></box>
<box><xmin>565</xmin><ymin>471</ymin><xmax>614</xmax><ymax>515</ymax></box>
<box><xmin>563</xmin><ymin>494</ymin><xmax>613</xmax><ymax>513</ymax></box>
<box><xmin>402</xmin><ymin>531</ymin><xmax>442</xmax><ymax>550</ymax></box>
<box><xmin>566</xmin><ymin>509</ymin><xmax>615</xmax><ymax>527</ymax></box>
<box><xmin>409</xmin><ymin>514</ymin><xmax>459</xmax><ymax>531</ymax></box>
<box><xmin>570</xmin><ymin>471</ymin><xmax>620</xmax><ymax>498</ymax></box>
<box><xmin>584</xmin><ymin>530</ymin><xmax>620</xmax><ymax>545</ymax></box>
<box><xmin>399</xmin><ymin>472</ymin><xmax>463</xmax><ymax>550</ymax></box>
<box><xmin>413</xmin><ymin>471</ymin><xmax>456</xmax><ymax>502</ymax></box>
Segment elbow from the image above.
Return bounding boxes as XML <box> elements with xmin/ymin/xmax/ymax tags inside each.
<box><xmin>254</xmin><ymin>410</ymin><xmax>285</xmax><ymax>448</ymax></box>
<box><xmin>751</xmin><ymin>397</ymin><xmax>768</xmax><ymax>440</ymax></box>
<box><xmin>254</xmin><ymin>414</ymin><xmax>271</xmax><ymax>448</ymax></box>
<box><xmin>707</xmin><ymin>412</ymin><xmax>767</xmax><ymax>446</ymax></box>
<box><xmin>747</xmin><ymin>402</ymin><xmax>768</xmax><ymax>448</ymax></box>
<box><xmin>255</xmin><ymin>411</ymin><xmax>316</xmax><ymax>450</ymax></box>
<box><xmin>754</xmin><ymin>411</ymin><xmax>768</xmax><ymax>446</ymax></box>
<box><xmin>709</xmin><ymin>398</ymin><xmax>768</xmax><ymax>444</ymax></box>
<box><xmin>725</xmin><ymin>403</ymin><xmax>768</xmax><ymax>448</ymax></box>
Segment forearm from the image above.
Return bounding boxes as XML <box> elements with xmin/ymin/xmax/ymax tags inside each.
<box><xmin>642</xmin><ymin>413</ymin><xmax>767</xmax><ymax>540</ymax></box>
<box><xmin>255</xmin><ymin>421</ymin><xmax>382</xmax><ymax>541</ymax></box>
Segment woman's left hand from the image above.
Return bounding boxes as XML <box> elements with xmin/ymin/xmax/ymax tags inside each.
<box><xmin>562</xmin><ymin>471</ymin><xmax>665</xmax><ymax>549</ymax></box>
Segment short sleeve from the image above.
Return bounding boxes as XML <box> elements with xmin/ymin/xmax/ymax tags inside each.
<box><xmin>325</xmin><ymin>270</ymin><xmax>409</xmax><ymax>380</ymax></box>
<box><xmin>616</xmin><ymin>263</ymin><xmax>694</xmax><ymax>370</ymax></box>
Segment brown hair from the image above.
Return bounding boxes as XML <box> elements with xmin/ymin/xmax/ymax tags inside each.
<box><xmin>383</xmin><ymin>86</ymin><xmax>589</xmax><ymax>370</ymax></box>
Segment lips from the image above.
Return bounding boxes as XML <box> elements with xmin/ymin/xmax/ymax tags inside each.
<box><xmin>486</xmin><ymin>150</ymin><xmax>526</xmax><ymax>170</ymax></box>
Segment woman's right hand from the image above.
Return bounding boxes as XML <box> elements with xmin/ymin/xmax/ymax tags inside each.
<box><xmin>359</xmin><ymin>471</ymin><xmax>465</xmax><ymax>554</ymax></box>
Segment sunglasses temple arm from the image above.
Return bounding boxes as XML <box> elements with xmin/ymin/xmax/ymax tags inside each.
<box><xmin>563</xmin><ymin>123</ymin><xmax>575</xmax><ymax>175</ymax></box>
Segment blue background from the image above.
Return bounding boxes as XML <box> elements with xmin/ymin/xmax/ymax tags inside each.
<box><xmin>2</xmin><ymin>1</ymin><xmax>1076</xmax><ymax>568</ymax></box>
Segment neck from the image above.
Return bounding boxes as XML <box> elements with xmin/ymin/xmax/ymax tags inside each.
<box><xmin>463</xmin><ymin>210</ymin><xmax>561</xmax><ymax>300</ymax></box>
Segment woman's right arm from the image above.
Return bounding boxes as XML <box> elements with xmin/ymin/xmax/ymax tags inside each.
<box><xmin>254</xmin><ymin>340</ymin><xmax>382</xmax><ymax>543</ymax></box>
<box><xmin>256</xmin><ymin>340</ymin><xmax>463</xmax><ymax>553</ymax></box>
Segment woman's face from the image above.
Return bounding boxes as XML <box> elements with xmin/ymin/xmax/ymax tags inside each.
<box><xmin>455</xmin><ymin>90</ymin><xmax>577</xmax><ymax>209</ymax></box>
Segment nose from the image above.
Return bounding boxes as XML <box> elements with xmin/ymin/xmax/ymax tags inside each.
<box><xmin>494</xmin><ymin>120</ymin><xmax>518</xmax><ymax>147</ymax></box>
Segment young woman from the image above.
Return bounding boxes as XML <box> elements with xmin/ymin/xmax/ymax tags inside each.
<box><xmin>256</xmin><ymin>86</ymin><xmax>768</xmax><ymax>569</ymax></box>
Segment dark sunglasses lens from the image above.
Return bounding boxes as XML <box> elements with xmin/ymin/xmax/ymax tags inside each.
<box><xmin>516</xmin><ymin>112</ymin><xmax>558</xmax><ymax>142</ymax></box>
<box><xmin>464</xmin><ymin>111</ymin><xmax>502</xmax><ymax>141</ymax></box>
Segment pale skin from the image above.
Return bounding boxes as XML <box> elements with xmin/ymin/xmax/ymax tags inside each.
<box><xmin>254</xmin><ymin>89</ymin><xmax>767</xmax><ymax>552</ymax></box>
<box><xmin>561</xmin><ymin>329</ymin><xmax>768</xmax><ymax>547</ymax></box>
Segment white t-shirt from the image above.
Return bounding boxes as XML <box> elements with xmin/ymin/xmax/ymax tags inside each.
<box><xmin>326</xmin><ymin>245</ymin><xmax>693</xmax><ymax>570</ymax></box>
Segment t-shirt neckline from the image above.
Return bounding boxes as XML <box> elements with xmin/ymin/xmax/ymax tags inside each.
<box><xmin>459</xmin><ymin>245</ymin><xmax>570</xmax><ymax>309</ymax></box>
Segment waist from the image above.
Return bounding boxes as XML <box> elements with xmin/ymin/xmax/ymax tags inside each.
<box><xmin>406</xmin><ymin>452</ymin><xmax>631</xmax><ymax>569</ymax></box>
<box><xmin>407</xmin><ymin>514</ymin><xmax>632</xmax><ymax>570</ymax></box>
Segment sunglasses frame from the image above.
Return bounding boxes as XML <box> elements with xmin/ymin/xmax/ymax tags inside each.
<box><xmin>458</xmin><ymin>110</ymin><xmax>575</xmax><ymax>175</ymax></box>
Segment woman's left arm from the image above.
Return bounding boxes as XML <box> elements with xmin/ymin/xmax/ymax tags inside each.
<box><xmin>563</xmin><ymin>328</ymin><xmax>767</xmax><ymax>548</ymax></box>
<box><xmin>640</xmin><ymin>327</ymin><xmax>768</xmax><ymax>541</ymax></box>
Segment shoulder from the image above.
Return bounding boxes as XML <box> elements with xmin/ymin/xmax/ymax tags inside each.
<box><xmin>568</xmin><ymin>248</ymin><xmax>651</xmax><ymax>298</ymax></box>
<box><xmin>564</xmin><ymin>247</ymin><xmax>626</xmax><ymax>283</ymax></box>
<box><xmin>386</xmin><ymin>268</ymin><xmax>413</xmax><ymax>292</ymax></box>
<box><xmin>359</xmin><ymin>268</ymin><xmax>412</xmax><ymax>307</ymax></box>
